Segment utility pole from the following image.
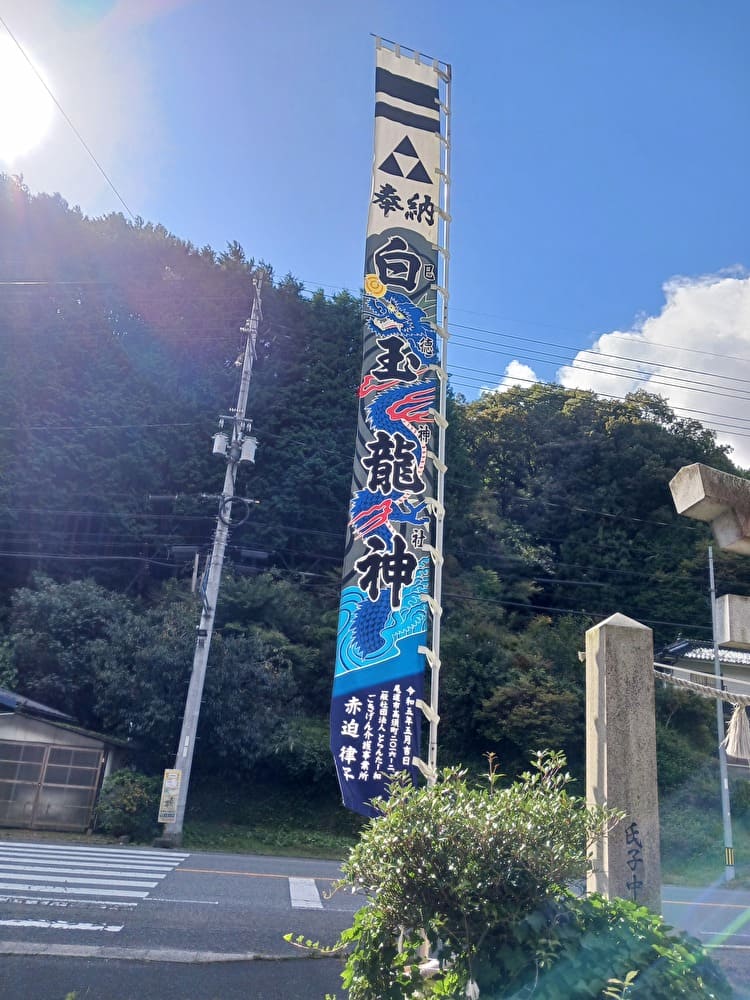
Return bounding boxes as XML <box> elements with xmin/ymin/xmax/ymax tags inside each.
<box><xmin>160</xmin><ymin>277</ymin><xmax>262</xmax><ymax>846</ymax></box>
<box><xmin>709</xmin><ymin>546</ymin><xmax>735</xmax><ymax>880</ymax></box>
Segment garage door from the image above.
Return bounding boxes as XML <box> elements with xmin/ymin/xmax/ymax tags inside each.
<box><xmin>0</xmin><ymin>740</ymin><xmax>104</xmax><ymax>831</ymax></box>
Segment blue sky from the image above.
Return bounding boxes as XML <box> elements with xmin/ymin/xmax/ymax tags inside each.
<box><xmin>3</xmin><ymin>1</ymin><xmax>750</xmax><ymax>463</ymax></box>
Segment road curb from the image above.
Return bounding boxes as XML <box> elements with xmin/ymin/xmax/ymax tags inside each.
<box><xmin>0</xmin><ymin>941</ymin><xmax>310</xmax><ymax>963</ymax></box>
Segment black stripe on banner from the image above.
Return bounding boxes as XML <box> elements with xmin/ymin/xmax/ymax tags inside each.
<box><xmin>375</xmin><ymin>101</ymin><xmax>440</xmax><ymax>134</ymax></box>
<box><xmin>376</xmin><ymin>67</ymin><xmax>438</xmax><ymax>111</ymax></box>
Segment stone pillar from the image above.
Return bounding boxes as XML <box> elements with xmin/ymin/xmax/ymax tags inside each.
<box><xmin>586</xmin><ymin>613</ymin><xmax>661</xmax><ymax>912</ymax></box>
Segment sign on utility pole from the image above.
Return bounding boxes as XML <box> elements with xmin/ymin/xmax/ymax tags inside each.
<box><xmin>159</xmin><ymin>277</ymin><xmax>263</xmax><ymax>847</ymax></box>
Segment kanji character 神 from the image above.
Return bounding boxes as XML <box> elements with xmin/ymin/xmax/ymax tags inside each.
<box><xmin>354</xmin><ymin>533</ymin><xmax>418</xmax><ymax>609</ymax></box>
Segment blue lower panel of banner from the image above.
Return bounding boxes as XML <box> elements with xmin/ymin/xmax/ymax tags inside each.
<box><xmin>331</xmin><ymin>671</ymin><xmax>423</xmax><ymax>818</ymax></box>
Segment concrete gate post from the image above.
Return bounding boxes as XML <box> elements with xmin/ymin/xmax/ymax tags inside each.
<box><xmin>586</xmin><ymin>613</ymin><xmax>661</xmax><ymax>912</ymax></box>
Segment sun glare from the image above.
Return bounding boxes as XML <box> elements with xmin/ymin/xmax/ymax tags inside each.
<box><xmin>0</xmin><ymin>36</ymin><xmax>55</xmax><ymax>164</ymax></box>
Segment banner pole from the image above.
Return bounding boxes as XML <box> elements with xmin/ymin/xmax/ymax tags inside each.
<box><xmin>426</xmin><ymin>63</ymin><xmax>451</xmax><ymax>782</ymax></box>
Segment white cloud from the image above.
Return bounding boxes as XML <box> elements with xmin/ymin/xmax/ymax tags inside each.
<box><xmin>557</xmin><ymin>272</ymin><xmax>750</xmax><ymax>468</ymax></box>
<box><xmin>484</xmin><ymin>359</ymin><xmax>539</xmax><ymax>395</ymax></box>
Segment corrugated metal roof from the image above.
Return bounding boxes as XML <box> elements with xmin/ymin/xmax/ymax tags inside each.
<box><xmin>0</xmin><ymin>689</ymin><xmax>131</xmax><ymax>748</ymax></box>
<box><xmin>0</xmin><ymin>688</ymin><xmax>75</xmax><ymax>722</ymax></box>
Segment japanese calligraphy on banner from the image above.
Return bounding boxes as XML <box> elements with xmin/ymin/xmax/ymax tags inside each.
<box><xmin>332</xmin><ymin>42</ymin><xmax>446</xmax><ymax>817</ymax></box>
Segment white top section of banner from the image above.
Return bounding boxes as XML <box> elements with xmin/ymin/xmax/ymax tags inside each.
<box><xmin>376</xmin><ymin>44</ymin><xmax>441</xmax><ymax>96</ymax></box>
<box><xmin>369</xmin><ymin>46</ymin><xmax>443</xmax><ymax>244</ymax></box>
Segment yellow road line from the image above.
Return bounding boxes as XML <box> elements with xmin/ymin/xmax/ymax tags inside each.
<box><xmin>176</xmin><ymin>867</ymin><xmax>337</xmax><ymax>882</ymax></box>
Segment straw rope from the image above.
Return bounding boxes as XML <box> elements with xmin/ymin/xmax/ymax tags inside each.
<box><xmin>653</xmin><ymin>663</ymin><xmax>750</xmax><ymax>706</ymax></box>
<box><xmin>653</xmin><ymin>663</ymin><xmax>750</xmax><ymax>763</ymax></box>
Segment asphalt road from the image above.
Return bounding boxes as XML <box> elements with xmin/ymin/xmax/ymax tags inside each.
<box><xmin>0</xmin><ymin>841</ymin><xmax>359</xmax><ymax>958</ymax></box>
<box><xmin>0</xmin><ymin>954</ymin><xmax>345</xmax><ymax>1000</ymax></box>
<box><xmin>1</xmin><ymin>839</ymin><xmax>749</xmax><ymax>998</ymax></box>
<box><xmin>0</xmin><ymin>840</ymin><xmax>357</xmax><ymax>999</ymax></box>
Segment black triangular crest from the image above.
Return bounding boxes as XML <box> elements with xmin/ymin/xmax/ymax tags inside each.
<box><xmin>394</xmin><ymin>136</ymin><xmax>419</xmax><ymax>158</ymax></box>
<box><xmin>406</xmin><ymin>160</ymin><xmax>432</xmax><ymax>184</ymax></box>
<box><xmin>378</xmin><ymin>153</ymin><xmax>404</xmax><ymax>177</ymax></box>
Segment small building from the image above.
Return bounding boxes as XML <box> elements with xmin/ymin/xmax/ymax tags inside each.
<box><xmin>657</xmin><ymin>640</ymin><xmax>750</xmax><ymax>771</ymax></box>
<box><xmin>0</xmin><ymin>689</ymin><xmax>129</xmax><ymax>832</ymax></box>
<box><xmin>657</xmin><ymin>640</ymin><xmax>750</xmax><ymax>699</ymax></box>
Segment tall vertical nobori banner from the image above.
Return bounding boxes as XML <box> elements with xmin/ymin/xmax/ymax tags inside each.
<box><xmin>332</xmin><ymin>39</ymin><xmax>451</xmax><ymax>817</ymax></box>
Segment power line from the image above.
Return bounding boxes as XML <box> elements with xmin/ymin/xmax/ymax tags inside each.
<box><xmin>3</xmin><ymin>281</ymin><xmax>749</xmax><ymax>436</ymax></box>
<box><xmin>295</xmin><ymin>276</ymin><xmax>750</xmax><ymax>367</ymax></box>
<box><xmin>1</xmin><ymin>272</ymin><xmax>747</xmax><ymax>381</ymax></box>
<box><xmin>451</xmin><ymin>324</ymin><xmax>750</xmax><ymax>389</ymax></box>
<box><xmin>0</xmin><ymin>550</ymin><xmax>174</xmax><ymax>567</ymax></box>
<box><xmin>0</xmin><ymin>15</ymin><xmax>135</xmax><ymax>219</ymax></box>
<box><xmin>449</xmin><ymin>367</ymin><xmax>750</xmax><ymax>439</ymax></box>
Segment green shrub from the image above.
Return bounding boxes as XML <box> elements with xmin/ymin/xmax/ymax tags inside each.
<box><xmin>659</xmin><ymin>799</ymin><xmax>722</xmax><ymax>863</ymax></box>
<box><xmin>95</xmin><ymin>769</ymin><xmax>161</xmax><ymax>841</ymax></box>
<box><xmin>730</xmin><ymin>778</ymin><xmax>750</xmax><ymax>819</ymax></box>
<box><xmin>307</xmin><ymin>752</ymin><xmax>730</xmax><ymax>1000</ymax></box>
<box><xmin>656</xmin><ymin>722</ymin><xmax>711</xmax><ymax>793</ymax></box>
<box><xmin>491</xmin><ymin>893</ymin><xmax>731</xmax><ymax>999</ymax></box>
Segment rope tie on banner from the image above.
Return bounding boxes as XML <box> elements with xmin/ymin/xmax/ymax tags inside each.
<box><xmin>427</xmin><ymin>450</ymin><xmax>447</xmax><ymax>474</ymax></box>
<box><xmin>422</xmin><ymin>496</ymin><xmax>445</xmax><ymax>519</ymax></box>
<box><xmin>418</xmin><ymin>645</ymin><xmax>440</xmax><ymax>670</ymax></box>
<box><xmin>420</xmin><ymin>543</ymin><xmax>444</xmax><ymax>567</ymax></box>
<box><xmin>654</xmin><ymin>663</ymin><xmax>750</xmax><ymax>765</ymax></box>
<box><xmin>428</xmin><ymin>407</ymin><xmax>449</xmax><ymax>429</ymax></box>
<box><xmin>420</xmin><ymin>594</ymin><xmax>442</xmax><ymax>617</ymax></box>
<box><xmin>415</xmin><ymin>698</ymin><xmax>439</xmax><ymax>724</ymax></box>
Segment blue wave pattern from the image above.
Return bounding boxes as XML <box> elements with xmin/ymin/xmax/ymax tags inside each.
<box><xmin>332</xmin><ymin>287</ymin><xmax>438</xmax><ymax>815</ymax></box>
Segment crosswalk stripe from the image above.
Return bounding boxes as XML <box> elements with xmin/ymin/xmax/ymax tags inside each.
<box><xmin>289</xmin><ymin>877</ymin><xmax>323</xmax><ymax>910</ymax></box>
<box><xmin>0</xmin><ymin>850</ymin><xmax>182</xmax><ymax>867</ymax></box>
<box><xmin>0</xmin><ymin>872</ymin><xmax>158</xmax><ymax>888</ymax></box>
<box><xmin>0</xmin><ymin>863</ymin><xmax>170</xmax><ymax>878</ymax></box>
<box><xmin>0</xmin><ymin>842</ymin><xmax>189</xmax><ymax>918</ymax></box>
<box><xmin>0</xmin><ymin>894</ymin><xmax>138</xmax><ymax>908</ymax></box>
<box><xmin>0</xmin><ymin>919</ymin><xmax>123</xmax><ymax>932</ymax></box>
<box><xmin>0</xmin><ymin>881</ymin><xmax>148</xmax><ymax>898</ymax></box>
<box><xmin>0</xmin><ymin>842</ymin><xmax>188</xmax><ymax>859</ymax></box>
<box><xmin>0</xmin><ymin>855</ymin><xmax>176</xmax><ymax>873</ymax></box>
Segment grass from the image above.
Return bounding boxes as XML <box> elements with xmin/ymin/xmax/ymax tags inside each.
<box><xmin>183</xmin><ymin>818</ymin><xmax>356</xmax><ymax>858</ymax></box>
<box><xmin>660</xmin><ymin>798</ymin><xmax>750</xmax><ymax>886</ymax></box>
<box><xmin>181</xmin><ymin>775</ymin><xmax>363</xmax><ymax>859</ymax></box>
<box><xmin>8</xmin><ymin>768</ymin><xmax>750</xmax><ymax>881</ymax></box>
<box><xmin>0</xmin><ymin>774</ymin><xmax>363</xmax><ymax>859</ymax></box>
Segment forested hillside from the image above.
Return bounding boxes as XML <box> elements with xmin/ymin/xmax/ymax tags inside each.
<box><xmin>2</xmin><ymin>173</ymin><xmax>749</xmax><ymax>813</ymax></box>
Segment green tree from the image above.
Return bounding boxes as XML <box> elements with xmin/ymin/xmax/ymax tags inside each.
<box><xmin>1</xmin><ymin>574</ymin><xmax>133</xmax><ymax>721</ymax></box>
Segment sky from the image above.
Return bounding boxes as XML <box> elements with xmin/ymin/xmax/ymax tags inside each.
<box><xmin>2</xmin><ymin>0</ymin><xmax>750</xmax><ymax>464</ymax></box>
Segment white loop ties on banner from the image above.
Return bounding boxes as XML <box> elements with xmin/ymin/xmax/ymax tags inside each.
<box><xmin>419</xmin><ymin>595</ymin><xmax>442</xmax><ymax>617</ymax></box>
<box><xmin>427</xmin><ymin>450</ymin><xmax>447</xmax><ymax>474</ymax></box>
<box><xmin>411</xmin><ymin>756</ymin><xmax>437</xmax><ymax>782</ymax></box>
<box><xmin>415</xmin><ymin>698</ymin><xmax>440</xmax><ymax>724</ymax></box>
<box><xmin>420</xmin><ymin>543</ymin><xmax>444</xmax><ymax>567</ymax></box>
<box><xmin>429</xmin><ymin>407</ymin><xmax>449</xmax><ymax>429</ymax></box>
<box><xmin>423</xmin><ymin>496</ymin><xmax>446</xmax><ymax>519</ymax></box>
<box><xmin>418</xmin><ymin>645</ymin><xmax>441</xmax><ymax>670</ymax></box>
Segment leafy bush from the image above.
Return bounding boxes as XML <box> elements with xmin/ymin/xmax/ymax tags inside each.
<box><xmin>656</xmin><ymin>721</ymin><xmax>712</xmax><ymax>793</ymax></box>
<box><xmin>659</xmin><ymin>799</ymin><xmax>722</xmax><ymax>864</ymax></box>
<box><xmin>493</xmin><ymin>893</ymin><xmax>732</xmax><ymax>999</ymax></box>
<box><xmin>306</xmin><ymin>752</ymin><xmax>730</xmax><ymax>999</ymax></box>
<box><xmin>730</xmin><ymin>778</ymin><xmax>750</xmax><ymax>819</ymax></box>
<box><xmin>95</xmin><ymin>769</ymin><xmax>161</xmax><ymax>841</ymax></box>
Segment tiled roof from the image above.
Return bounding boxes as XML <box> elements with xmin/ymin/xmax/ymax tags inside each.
<box><xmin>684</xmin><ymin>647</ymin><xmax>750</xmax><ymax>666</ymax></box>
